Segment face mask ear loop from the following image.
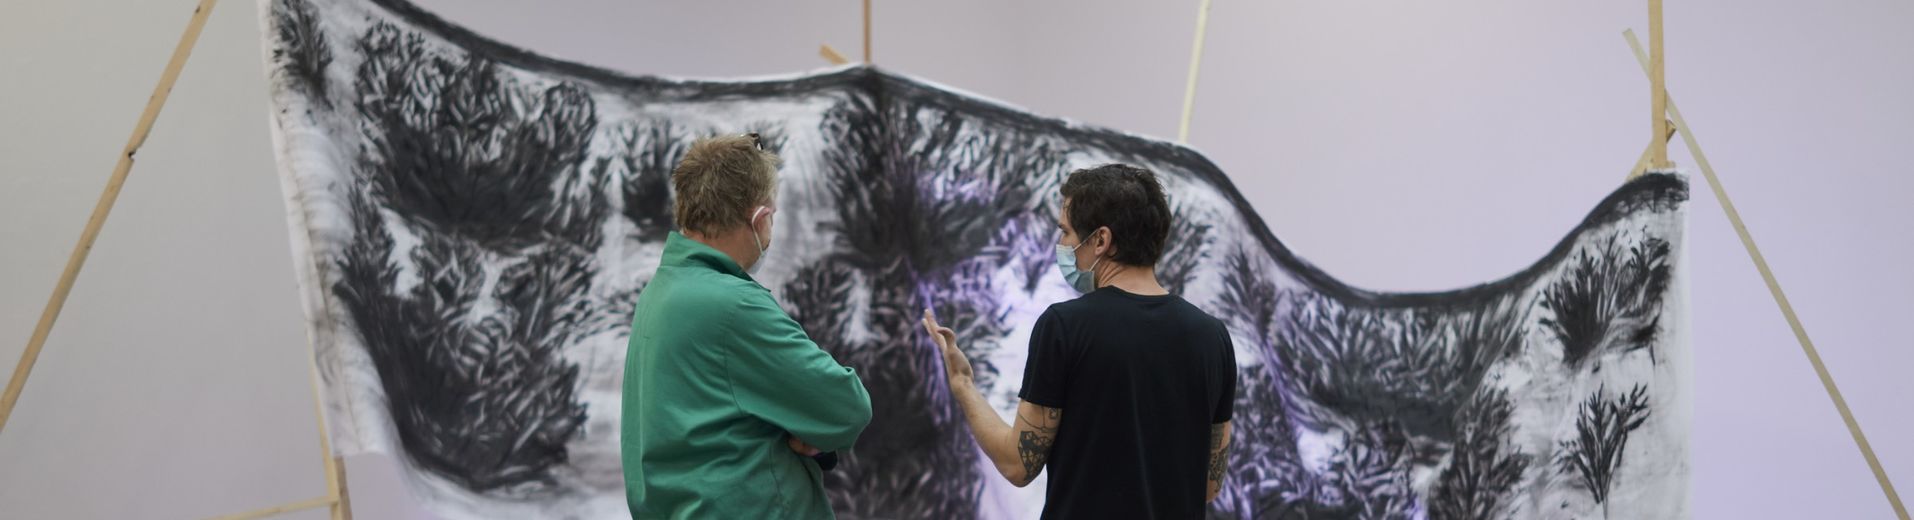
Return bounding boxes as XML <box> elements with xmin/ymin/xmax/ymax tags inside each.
<box><xmin>1087</xmin><ymin>229</ymin><xmax>1109</xmax><ymax>289</ymax></box>
<box><xmin>749</xmin><ymin>206</ymin><xmax>770</xmax><ymax>268</ymax></box>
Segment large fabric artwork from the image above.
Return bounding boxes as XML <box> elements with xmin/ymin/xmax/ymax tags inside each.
<box><xmin>259</xmin><ymin>0</ymin><xmax>1691</xmax><ymax>518</ymax></box>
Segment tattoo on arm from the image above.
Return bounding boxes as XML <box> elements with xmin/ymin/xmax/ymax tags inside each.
<box><xmin>1207</xmin><ymin>424</ymin><xmax>1230</xmax><ymax>485</ymax></box>
<box><xmin>1018</xmin><ymin>430</ymin><xmax>1053</xmax><ymax>478</ymax></box>
<box><xmin>1020</xmin><ymin>407</ymin><xmax>1060</xmax><ymax>435</ymax></box>
<box><xmin>1012</xmin><ymin>404</ymin><xmax>1063</xmax><ymax>484</ymax></box>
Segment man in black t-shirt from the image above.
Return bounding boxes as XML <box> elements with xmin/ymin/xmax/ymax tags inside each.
<box><xmin>923</xmin><ymin>164</ymin><xmax>1237</xmax><ymax>519</ymax></box>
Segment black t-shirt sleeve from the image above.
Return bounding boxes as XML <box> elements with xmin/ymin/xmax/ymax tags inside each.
<box><xmin>1018</xmin><ymin>307</ymin><xmax>1068</xmax><ymax>408</ymax></box>
<box><xmin>1212</xmin><ymin>323</ymin><xmax>1237</xmax><ymax>423</ymax></box>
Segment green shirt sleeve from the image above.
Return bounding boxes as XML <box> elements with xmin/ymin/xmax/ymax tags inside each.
<box><xmin>724</xmin><ymin>289</ymin><xmax>873</xmax><ymax>451</ymax></box>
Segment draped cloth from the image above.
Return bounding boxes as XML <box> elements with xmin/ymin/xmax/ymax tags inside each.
<box><xmin>259</xmin><ymin>0</ymin><xmax>1691</xmax><ymax>517</ymax></box>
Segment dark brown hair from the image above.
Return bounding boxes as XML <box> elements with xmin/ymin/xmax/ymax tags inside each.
<box><xmin>1060</xmin><ymin>163</ymin><xmax>1172</xmax><ymax>266</ymax></box>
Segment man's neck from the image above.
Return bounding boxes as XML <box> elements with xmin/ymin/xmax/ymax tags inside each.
<box><xmin>682</xmin><ymin>228</ymin><xmax>758</xmax><ymax>272</ymax></box>
<box><xmin>1098</xmin><ymin>263</ymin><xmax>1168</xmax><ymax>296</ymax></box>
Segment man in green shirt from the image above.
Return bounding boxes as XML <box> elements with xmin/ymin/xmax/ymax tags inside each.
<box><xmin>622</xmin><ymin>133</ymin><xmax>873</xmax><ymax>518</ymax></box>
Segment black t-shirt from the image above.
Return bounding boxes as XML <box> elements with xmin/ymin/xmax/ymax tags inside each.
<box><xmin>1019</xmin><ymin>286</ymin><xmax>1237</xmax><ymax>520</ymax></box>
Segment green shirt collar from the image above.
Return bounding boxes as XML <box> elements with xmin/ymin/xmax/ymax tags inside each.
<box><xmin>663</xmin><ymin>231</ymin><xmax>751</xmax><ymax>280</ymax></box>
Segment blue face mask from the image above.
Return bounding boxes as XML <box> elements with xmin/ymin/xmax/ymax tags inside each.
<box><xmin>1056</xmin><ymin>236</ymin><xmax>1103</xmax><ymax>294</ymax></box>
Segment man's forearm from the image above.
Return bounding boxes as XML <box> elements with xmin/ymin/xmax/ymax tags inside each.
<box><xmin>948</xmin><ymin>376</ymin><xmax>1022</xmax><ymax>482</ymax></box>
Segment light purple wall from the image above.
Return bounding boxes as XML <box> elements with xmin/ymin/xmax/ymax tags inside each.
<box><xmin>2</xmin><ymin>1</ymin><xmax>1906</xmax><ymax>518</ymax></box>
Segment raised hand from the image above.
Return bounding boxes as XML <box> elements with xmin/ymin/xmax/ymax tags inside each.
<box><xmin>922</xmin><ymin>308</ymin><xmax>973</xmax><ymax>382</ymax></box>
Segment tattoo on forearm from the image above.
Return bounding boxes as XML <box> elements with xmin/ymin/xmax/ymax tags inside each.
<box><xmin>1019</xmin><ymin>430</ymin><xmax>1054</xmax><ymax>478</ymax></box>
<box><xmin>1207</xmin><ymin>426</ymin><xmax>1229</xmax><ymax>484</ymax></box>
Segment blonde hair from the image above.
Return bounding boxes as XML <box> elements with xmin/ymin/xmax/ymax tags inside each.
<box><xmin>671</xmin><ymin>134</ymin><xmax>781</xmax><ymax>235</ymax></box>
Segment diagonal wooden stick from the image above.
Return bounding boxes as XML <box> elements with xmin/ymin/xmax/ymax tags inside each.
<box><xmin>1622</xmin><ymin>29</ymin><xmax>1910</xmax><ymax>520</ymax></box>
<box><xmin>820</xmin><ymin>0</ymin><xmax>870</xmax><ymax>67</ymax></box>
<box><xmin>1176</xmin><ymin>0</ymin><xmax>1216</xmax><ymax>144</ymax></box>
<box><xmin>0</xmin><ymin>0</ymin><xmax>222</xmax><ymax>435</ymax></box>
<box><xmin>819</xmin><ymin>44</ymin><xmax>851</xmax><ymax>66</ymax></box>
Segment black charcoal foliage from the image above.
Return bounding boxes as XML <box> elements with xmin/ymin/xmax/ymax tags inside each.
<box><xmin>1210</xmin><ymin>254</ymin><xmax>1437</xmax><ymax>520</ymax></box>
<box><xmin>333</xmin><ymin>190</ymin><xmax>593</xmax><ymax>491</ymax></box>
<box><xmin>295</xmin><ymin>18</ymin><xmax>1688</xmax><ymax>511</ymax></box>
<box><xmin>605</xmin><ymin>119</ymin><xmax>787</xmax><ymax>242</ymax></box>
<box><xmin>1275</xmin><ymin>295</ymin><xmax>1524</xmax><ymax>442</ymax></box>
<box><xmin>1322</xmin><ymin>423</ymin><xmax>1419</xmax><ymax>520</ymax></box>
<box><xmin>1209</xmin><ymin>250</ymin><xmax>1315</xmax><ymax>519</ymax></box>
<box><xmin>1209</xmin><ymin>245</ymin><xmax>1539</xmax><ymax>519</ymax></box>
<box><xmin>779</xmin><ymin>83</ymin><xmax>1066</xmax><ymax>519</ymax></box>
<box><xmin>1159</xmin><ymin>201</ymin><xmax>1215</xmax><ymax>296</ymax></box>
<box><xmin>1429</xmin><ymin>389</ymin><xmax>1530</xmax><ymax>520</ymax></box>
<box><xmin>1208</xmin><ymin>364</ymin><xmax>1320</xmax><ymax>520</ymax></box>
<box><xmin>1540</xmin><ymin>231</ymin><xmax>1673</xmax><ymax>367</ymax></box>
<box><xmin>272</xmin><ymin>0</ymin><xmax>333</xmax><ymax>106</ymax></box>
<box><xmin>353</xmin><ymin>21</ymin><xmax>606</xmax><ymax>252</ymax></box>
<box><xmin>1004</xmin><ymin>207</ymin><xmax>1060</xmax><ymax>293</ymax></box>
<box><xmin>1216</xmin><ymin>247</ymin><xmax>1282</xmax><ymax>348</ymax></box>
<box><xmin>1557</xmin><ymin>384</ymin><xmax>1652</xmax><ymax>517</ymax></box>
<box><xmin>606</xmin><ymin>121</ymin><xmax>687</xmax><ymax>242</ymax></box>
<box><xmin>331</xmin><ymin>23</ymin><xmax>612</xmax><ymax>491</ymax></box>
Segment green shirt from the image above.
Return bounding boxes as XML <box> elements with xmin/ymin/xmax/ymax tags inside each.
<box><xmin>622</xmin><ymin>232</ymin><xmax>872</xmax><ymax>519</ymax></box>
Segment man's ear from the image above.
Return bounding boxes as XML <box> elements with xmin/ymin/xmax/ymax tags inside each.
<box><xmin>1095</xmin><ymin>227</ymin><xmax>1115</xmax><ymax>256</ymax></box>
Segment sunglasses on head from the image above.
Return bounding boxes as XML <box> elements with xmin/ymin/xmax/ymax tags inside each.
<box><xmin>744</xmin><ymin>132</ymin><xmax>764</xmax><ymax>151</ymax></box>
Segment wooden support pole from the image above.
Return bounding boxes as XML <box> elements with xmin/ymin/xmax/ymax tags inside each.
<box><xmin>0</xmin><ymin>0</ymin><xmax>221</xmax><ymax>435</ymax></box>
<box><xmin>310</xmin><ymin>359</ymin><xmax>350</xmax><ymax>519</ymax></box>
<box><xmin>1176</xmin><ymin>0</ymin><xmax>1215</xmax><ymax>144</ymax></box>
<box><xmin>0</xmin><ymin>0</ymin><xmax>353</xmax><ymax>516</ymax></box>
<box><xmin>818</xmin><ymin>0</ymin><xmax>867</xmax><ymax>67</ymax></box>
<box><xmin>819</xmin><ymin>44</ymin><xmax>851</xmax><ymax>66</ymax></box>
<box><xmin>1630</xmin><ymin>119</ymin><xmax>1679</xmax><ymax>179</ymax></box>
<box><xmin>201</xmin><ymin>204</ymin><xmax>354</xmax><ymax>520</ymax></box>
<box><xmin>1623</xmin><ymin>28</ymin><xmax>1910</xmax><ymax>520</ymax></box>
<box><xmin>333</xmin><ymin>454</ymin><xmax>353</xmax><ymax>520</ymax></box>
<box><xmin>1648</xmin><ymin>0</ymin><xmax>1669</xmax><ymax>169</ymax></box>
<box><xmin>205</xmin><ymin>497</ymin><xmax>336</xmax><ymax>520</ymax></box>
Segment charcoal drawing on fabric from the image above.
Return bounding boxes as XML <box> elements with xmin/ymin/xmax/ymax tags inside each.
<box><xmin>261</xmin><ymin>0</ymin><xmax>1691</xmax><ymax>518</ymax></box>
